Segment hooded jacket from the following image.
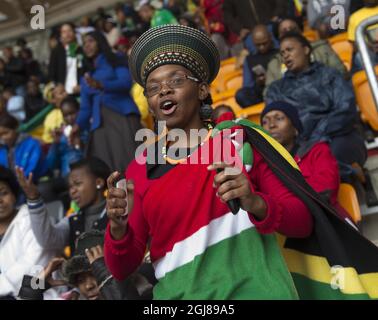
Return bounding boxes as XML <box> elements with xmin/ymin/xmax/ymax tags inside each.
<box><xmin>265</xmin><ymin>62</ymin><xmax>356</xmax><ymax>142</ymax></box>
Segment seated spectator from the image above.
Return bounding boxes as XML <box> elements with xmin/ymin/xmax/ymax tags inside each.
<box><xmin>114</xmin><ymin>37</ymin><xmax>130</xmax><ymax>57</ymax></box>
<box><xmin>265</xmin><ymin>32</ymin><xmax>366</xmax><ymax>181</ymax></box>
<box><xmin>164</xmin><ymin>0</ymin><xmax>186</xmax><ymax>18</ymax></box>
<box><xmin>202</xmin><ymin>0</ymin><xmax>231</xmax><ymax>60</ymax></box>
<box><xmin>115</xmin><ymin>2</ymin><xmax>146</xmax><ymax>38</ymax></box>
<box><xmin>212</xmin><ymin>104</ymin><xmax>236</xmax><ymax>124</ymax></box>
<box><xmin>2</xmin><ymin>87</ymin><xmax>25</xmax><ymax>122</ymax></box>
<box><xmin>24</xmin><ymin>79</ymin><xmax>47</xmax><ymax>121</ymax></box>
<box><xmin>16</xmin><ymin>157</ymin><xmax>110</xmax><ymax>255</ymax></box>
<box><xmin>19</xmin><ymin>48</ymin><xmax>44</xmax><ymax>83</ymax></box>
<box><xmin>348</xmin><ymin>0</ymin><xmax>378</xmax><ymax>72</ymax></box>
<box><xmin>223</xmin><ymin>0</ymin><xmax>286</xmax><ymax>55</ymax></box>
<box><xmin>76</xmin><ymin>16</ymin><xmax>95</xmax><ymax>46</ymax></box>
<box><xmin>104</xmin><ymin>18</ymin><xmax>121</xmax><ymax>48</ymax></box>
<box><xmin>42</xmin><ymin>84</ymin><xmax>67</xmax><ymax>144</ymax></box>
<box><xmin>0</xmin><ymin>166</ymin><xmax>55</xmax><ymax>299</ymax></box>
<box><xmin>265</xmin><ymin>17</ymin><xmax>347</xmax><ymax>90</ymax></box>
<box><xmin>179</xmin><ymin>12</ymin><xmax>198</xmax><ymax>29</ymax></box>
<box><xmin>46</xmin><ymin>96</ymin><xmax>86</xmax><ymax>179</ymax></box>
<box><xmin>18</xmin><ymin>230</ymin><xmax>153</xmax><ymax>300</ymax></box>
<box><xmin>261</xmin><ymin>101</ymin><xmax>352</xmax><ymax>222</ymax></box>
<box><xmin>2</xmin><ymin>47</ymin><xmax>27</xmax><ymax>97</ymax></box>
<box><xmin>136</xmin><ymin>0</ymin><xmax>178</xmax><ymax>28</ymax></box>
<box><xmin>236</xmin><ymin>25</ymin><xmax>278</xmax><ymax>108</ymax></box>
<box><xmin>0</xmin><ymin>114</ymin><xmax>46</xmax><ymax>181</ymax></box>
<box><xmin>307</xmin><ymin>0</ymin><xmax>351</xmax><ymax>38</ymax></box>
<box><xmin>0</xmin><ymin>96</ymin><xmax>6</xmax><ymax>117</ymax></box>
<box><xmin>0</xmin><ymin>58</ymin><xmax>11</xmax><ymax>91</ymax></box>
<box><xmin>48</xmin><ymin>23</ymin><xmax>84</xmax><ymax>95</ymax></box>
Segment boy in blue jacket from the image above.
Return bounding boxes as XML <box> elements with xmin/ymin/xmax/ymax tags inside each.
<box><xmin>0</xmin><ymin>113</ymin><xmax>46</xmax><ymax>181</ymax></box>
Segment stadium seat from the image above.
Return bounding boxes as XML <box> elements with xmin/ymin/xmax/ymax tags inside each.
<box><xmin>328</xmin><ymin>32</ymin><xmax>348</xmax><ymax>45</ymax></box>
<box><xmin>328</xmin><ymin>34</ymin><xmax>353</xmax><ymax>71</ymax></box>
<box><xmin>352</xmin><ymin>66</ymin><xmax>378</xmax><ymax>131</ymax></box>
<box><xmin>303</xmin><ymin>29</ymin><xmax>319</xmax><ymax>42</ymax></box>
<box><xmin>337</xmin><ymin>183</ymin><xmax>362</xmax><ymax>224</ymax></box>
<box><xmin>212</xmin><ymin>89</ymin><xmax>238</xmax><ymax>104</ymax></box>
<box><xmin>235</xmin><ymin>102</ymin><xmax>265</xmax><ymax>125</ymax></box>
<box><xmin>211</xmin><ymin>56</ymin><xmax>240</xmax><ymax>94</ymax></box>
<box><xmin>222</xmin><ymin>69</ymin><xmax>243</xmax><ymax>92</ymax></box>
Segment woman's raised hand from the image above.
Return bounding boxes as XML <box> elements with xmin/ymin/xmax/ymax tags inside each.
<box><xmin>106</xmin><ymin>171</ymin><xmax>135</xmax><ymax>240</ymax></box>
<box><xmin>15</xmin><ymin>166</ymin><xmax>40</xmax><ymax>201</ymax></box>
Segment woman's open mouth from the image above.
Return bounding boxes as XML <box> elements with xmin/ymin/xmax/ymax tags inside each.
<box><xmin>285</xmin><ymin>60</ymin><xmax>293</xmax><ymax>69</ymax></box>
<box><xmin>160</xmin><ymin>100</ymin><xmax>178</xmax><ymax>116</ymax></box>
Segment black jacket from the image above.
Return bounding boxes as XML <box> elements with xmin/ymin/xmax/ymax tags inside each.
<box><xmin>265</xmin><ymin>62</ymin><xmax>357</xmax><ymax>142</ymax></box>
<box><xmin>223</xmin><ymin>0</ymin><xmax>288</xmax><ymax>34</ymax></box>
<box><xmin>4</xmin><ymin>56</ymin><xmax>27</xmax><ymax>88</ymax></box>
<box><xmin>48</xmin><ymin>43</ymin><xmax>84</xmax><ymax>85</ymax></box>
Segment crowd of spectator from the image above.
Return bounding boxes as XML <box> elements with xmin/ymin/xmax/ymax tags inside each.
<box><xmin>0</xmin><ymin>0</ymin><xmax>377</xmax><ymax>300</ymax></box>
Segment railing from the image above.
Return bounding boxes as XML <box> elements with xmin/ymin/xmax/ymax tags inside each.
<box><xmin>355</xmin><ymin>15</ymin><xmax>378</xmax><ymax>111</ymax></box>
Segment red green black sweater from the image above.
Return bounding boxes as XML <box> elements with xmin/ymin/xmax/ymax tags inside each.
<box><xmin>104</xmin><ymin>135</ymin><xmax>313</xmax><ymax>299</ymax></box>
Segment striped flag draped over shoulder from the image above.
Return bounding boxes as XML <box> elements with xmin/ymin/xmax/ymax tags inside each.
<box><xmin>226</xmin><ymin>119</ymin><xmax>378</xmax><ymax>299</ymax></box>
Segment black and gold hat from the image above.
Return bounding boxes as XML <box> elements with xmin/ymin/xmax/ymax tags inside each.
<box><xmin>129</xmin><ymin>24</ymin><xmax>220</xmax><ymax>86</ymax></box>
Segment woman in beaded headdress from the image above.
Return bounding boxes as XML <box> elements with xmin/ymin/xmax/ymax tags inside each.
<box><xmin>104</xmin><ymin>24</ymin><xmax>313</xmax><ymax>299</ymax></box>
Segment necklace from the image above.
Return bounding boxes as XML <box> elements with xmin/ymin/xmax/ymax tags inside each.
<box><xmin>162</xmin><ymin>127</ymin><xmax>213</xmax><ymax>165</ymax></box>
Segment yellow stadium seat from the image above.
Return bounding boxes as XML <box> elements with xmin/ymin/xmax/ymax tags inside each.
<box><xmin>222</xmin><ymin>69</ymin><xmax>243</xmax><ymax>91</ymax></box>
<box><xmin>236</xmin><ymin>102</ymin><xmax>265</xmax><ymax>125</ymax></box>
<box><xmin>303</xmin><ymin>29</ymin><xmax>319</xmax><ymax>42</ymax></box>
<box><xmin>337</xmin><ymin>183</ymin><xmax>362</xmax><ymax>224</ymax></box>
<box><xmin>329</xmin><ymin>38</ymin><xmax>353</xmax><ymax>71</ymax></box>
<box><xmin>211</xmin><ymin>56</ymin><xmax>241</xmax><ymax>95</ymax></box>
<box><xmin>328</xmin><ymin>32</ymin><xmax>348</xmax><ymax>45</ymax></box>
<box><xmin>221</xmin><ymin>56</ymin><xmax>237</xmax><ymax>67</ymax></box>
<box><xmin>352</xmin><ymin>66</ymin><xmax>378</xmax><ymax>131</ymax></box>
<box><xmin>212</xmin><ymin>89</ymin><xmax>237</xmax><ymax>104</ymax></box>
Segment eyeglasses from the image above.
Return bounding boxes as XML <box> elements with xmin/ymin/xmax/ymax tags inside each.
<box><xmin>144</xmin><ymin>74</ymin><xmax>200</xmax><ymax>98</ymax></box>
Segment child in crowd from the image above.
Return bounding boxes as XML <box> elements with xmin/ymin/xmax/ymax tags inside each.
<box><xmin>15</xmin><ymin>157</ymin><xmax>110</xmax><ymax>255</ymax></box>
<box><xmin>46</xmin><ymin>96</ymin><xmax>87</xmax><ymax>178</ymax></box>
<box><xmin>0</xmin><ymin>166</ymin><xmax>56</xmax><ymax>299</ymax></box>
<box><xmin>0</xmin><ymin>113</ymin><xmax>46</xmax><ymax>182</ymax></box>
<box><xmin>2</xmin><ymin>87</ymin><xmax>25</xmax><ymax>123</ymax></box>
<box><xmin>42</xmin><ymin>84</ymin><xmax>67</xmax><ymax>144</ymax></box>
<box><xmin>18</xmin><ymin>230</ymin><xmax>152</xmax><ymax>300</ymax></box>
<box><xmin>212</xmin><ymin>104</ymin><xmax>236</xmax><ymax>124</ymax></box>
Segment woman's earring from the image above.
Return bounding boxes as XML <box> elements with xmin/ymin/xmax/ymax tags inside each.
<box><xmin>199</xmin><ymin>102</ymin><xmax>213</xmax><ymax>122</ymax></box>
<box><xmin>96</xmin><ymin>185</ymin><xmax>101</xmax><ymax>190</ymax></box>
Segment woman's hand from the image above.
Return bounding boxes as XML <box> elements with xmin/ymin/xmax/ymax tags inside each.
<box><xmin>38</xmin><ymin>257</ymin><xmax>67</xmax><ymax>287</ymax></box>
<box><xmin>85</xmin><ymin>245</ymin><xmax>104</xmax><ymax>264</ymax></box>
<box><xmin>15</xmin><ymin>166</ymin><xmax>40</xmax><ymax>201</ymax></box>
<box><xmin>84</xmin><ymin>73</ymin><xmax>103</xmax><ymax>90</ymax></box>
<box><xmin>68</xmin><ymin>124</ymin><xmax>80</xmax><ymax>147</ymax></box>
<box><xmin>208</xmin><ymin>162</ymin><xmax>267</xmax><ymax>220</ymax></box>
<box><xmin>106</xmin><ymin>172</ymin><xmax>135</xmax><ymax>240</ymax></box>
<box><xmin>51</xmin><ymin>127</ymin><xmax>63</xmax><ymax>144</ymax></box>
